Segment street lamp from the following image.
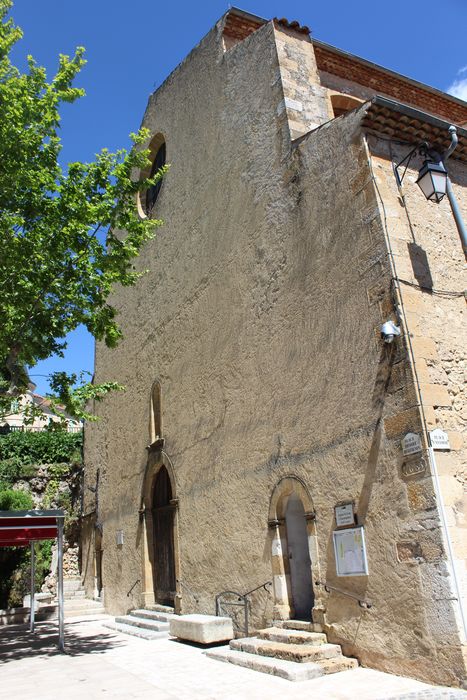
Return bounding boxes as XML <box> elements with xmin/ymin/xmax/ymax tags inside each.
<box><xmin>393</xmin><ymin>125</ymin><xmax>467</xmax><ymax>259</ymax></box>
<box><xmin>415</xmin><ymin>160</ymin><xmax>447</xmax><ymax>203</ymax></box>
<box><xmin>393</xmin><ymin>141</ymin><xmax>446</xmax><ymax>201</ymax></box>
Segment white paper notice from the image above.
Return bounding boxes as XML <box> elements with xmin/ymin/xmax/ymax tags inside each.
<box><xmin>333</xmin><ymin>527</ymin><xmax>369</xmax><ymax>577</ymax></box>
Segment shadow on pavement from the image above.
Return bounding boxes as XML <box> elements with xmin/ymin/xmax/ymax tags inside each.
<box><xmin>168</xmin><ymin>637</ymin><xmax>229</xmax><ymax>650</ymax></box>
<box><xmin>0</xmin><ymin>619</ymin><xmax>124</xmax><ymax>663</ymax></box>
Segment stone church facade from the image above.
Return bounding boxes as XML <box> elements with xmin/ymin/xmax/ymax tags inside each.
<box><xmin>82</xmin><ymin>8</ymin><xmax>467</xmax><ymax>686</ymax></box>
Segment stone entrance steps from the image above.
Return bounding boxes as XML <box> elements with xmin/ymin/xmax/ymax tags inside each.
<box><xmin>61</xmin><ymin>577</ymin><xmax>105</xmax><ymax>618</ymax></box>
<box><xmin>103</xmin><ymin>604</ymin><xmax>175</xmax><ymax>640</ymax></box>
<box><xmin>64</xmin><ymin>597</ymin><xmax>106</xmax><ymax>618</ymax></box>
<box><xmin>206</xmin><ymin>619</ymin><xmax>358</xmax><ymax>681</ymax></box>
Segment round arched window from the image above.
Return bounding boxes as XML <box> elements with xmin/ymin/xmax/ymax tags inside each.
<box><xmin>145</xmin><ymin>141</ymin><xmax>166</xmax><ymax>215</ymax></box>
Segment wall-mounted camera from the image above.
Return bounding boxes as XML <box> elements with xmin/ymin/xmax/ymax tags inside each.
<box><xmin>381</xmin><ymin>320</ymin><xmax>401</xmax><ymax>343</ymax></box>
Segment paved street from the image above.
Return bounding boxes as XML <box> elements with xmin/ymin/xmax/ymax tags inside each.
<box><xmin>0</xmin><ymin>615</ymin><xmax>466</xmax><ymax>700</ymax></box>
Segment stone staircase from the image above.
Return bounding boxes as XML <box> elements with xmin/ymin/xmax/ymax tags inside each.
<box><xmin>62</xmin><ymin>577</ymin><xmax>106</xmax><ymax>618</ymax></box>
<box><xmin>206</xmin><ymin>619</ymin><xmax>358</xmax><ymax>681</ymax></box>
<box><xmin>103</xmin><ymin>604</ymin><xmax>175</xmax><ymax>640</ymax></box>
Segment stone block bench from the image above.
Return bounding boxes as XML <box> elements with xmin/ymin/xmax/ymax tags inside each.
<box><xmin>169</xmin><ymin>614</ymin><xmax>234</xmax><ymax>644</ymax></box>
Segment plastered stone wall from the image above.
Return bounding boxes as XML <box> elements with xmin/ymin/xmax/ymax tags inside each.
<box><xmin>287</xmin><ymin>115</ymin><xmax>465</xmax><ymax>685</ymax></box>
<box><xmin>83</xmin><ymin>18</ymin><xmax>466</xmax><ymax>687</ymax></box>
<box><xmin>83</xmin><ymin>18</ymin><xmax>293</xmax><ymax>611</ymax></box>
<box><xmin>367</xmin><ymin>134</ymin><xmax>467</xmax><ymax>635</ymax></box>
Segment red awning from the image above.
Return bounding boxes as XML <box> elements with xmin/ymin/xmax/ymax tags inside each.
<box><xmin>0</xmin><ymin>510</ymin><xmax>63</xmax><ymax>547</ymax></box>
<box><xmin>0</xmin><ymin>509</ymin><xmax>66</xmax><ymax>652</ymax></box>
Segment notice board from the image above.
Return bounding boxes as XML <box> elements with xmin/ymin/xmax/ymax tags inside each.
<box><xmin>333</xmin><ymin>526</ymin><xmax>369</xmax><ymax>577</ymax></box>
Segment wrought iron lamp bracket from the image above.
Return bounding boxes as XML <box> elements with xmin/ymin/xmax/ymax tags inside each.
<box><xmin>393</xmin><ymin>141</ymin><xmax>429</xmax><ymax>187</ymax></box>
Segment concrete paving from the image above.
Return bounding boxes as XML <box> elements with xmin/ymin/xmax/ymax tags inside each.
<box><xmin>0</xmin><ymin>615</ymin><xmax>465</xmax><ymax>700</ymax></box>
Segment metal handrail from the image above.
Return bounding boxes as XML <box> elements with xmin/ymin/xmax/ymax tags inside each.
<box><xmin>215</xmin><ymin>581</ymin><xmax>273</xmax><ymax>636</ymax></box>
<box><xmin>126</xmin><ymin>579</ymin><xmax>140</xmax><ymax>597</ymax></box>
<box><xmin>315</xmin><ymin>580</ymin><xmax>372</xmax><ymax>609</ymax></box>
<box><xmin>177</xmin><ymin>578</ymin><xmax>199</xmax><ymax>603</ymax></box>
<box><xmin>216</xmin><ymin>590</ymin><xmax>249</xmax><ymax>636</ymax></box>
<box><xmin>243</xmin><ymin>580</ymin><xmax>272</xmax><ymax>597</ymax></box>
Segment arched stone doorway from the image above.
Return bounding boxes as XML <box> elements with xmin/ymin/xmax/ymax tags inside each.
<box><xmin>152</xmin><ymin>466</ymin><xmax>176</xmax><ymax>605</ymax></box>
<box><xmin>141</xmin><ymin>458</ymin><xmax>180</xmax><ymax>609</ymax></box>
<box><xmin>268</xmin><ymin>476</ymin><xmax>319</xmax><ymax>621</ymax></box>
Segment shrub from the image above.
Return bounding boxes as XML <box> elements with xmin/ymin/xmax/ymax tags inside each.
<box><xmin>0</xmin><ymin>431</ymin><xmax>82</xmax><ymax>465</ymax></box>
<box><xmin>0</xmin><ymin>457</ymin><xmax>36</xmax><ymax>491</ymax></box>
<box><xmin>0</xmin><ymin>488</ymin><xmax>33</xmax><ymax>510</ymax></box>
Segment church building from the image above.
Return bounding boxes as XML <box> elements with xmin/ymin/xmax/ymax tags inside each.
<box><xmin>82</xmin><ymin>8</ymin><xmax>467</xmax><ymax>686</ymax></box>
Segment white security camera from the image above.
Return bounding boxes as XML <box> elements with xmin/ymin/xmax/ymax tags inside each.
<box><xmin>381</xmin><ymin>320</ymin><xmax>401</xmax><ymax>343</ymax></box>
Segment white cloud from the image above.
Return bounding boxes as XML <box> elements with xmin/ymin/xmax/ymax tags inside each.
<box><xmin>447</xmin><ymin>77</ymin><xmax>467</xmax><ymax>101</ymax></box>
<box><xmin>447</xmin><ymin>66</ymin><xmax>467</xmax><ymax>101</ymax></box>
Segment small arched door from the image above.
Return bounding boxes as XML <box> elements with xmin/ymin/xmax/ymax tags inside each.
<box><xmin>152</xmin><ymin>466</ymin><xmax>176</xmax><ymax>605</ymax></box>
<box><xmin>285</xmin><ymin>493</ymin><xmax>314</xmax><ymax>620</ymax></box>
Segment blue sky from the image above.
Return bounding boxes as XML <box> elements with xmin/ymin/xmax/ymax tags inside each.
<box><xmin>9</xmin><ymin>0</ymin><xmax>467</xmax><ymax>395</ymax></box>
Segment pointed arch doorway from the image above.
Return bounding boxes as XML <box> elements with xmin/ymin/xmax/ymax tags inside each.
<box><xmin>152</xmin><ymin>466</ymin><xmax>176</xmax><ymax>605</ymax></box>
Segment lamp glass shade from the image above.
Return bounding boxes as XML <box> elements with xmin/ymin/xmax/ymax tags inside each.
<box><xmin>416</xmin><ymin>161</ymin><xmax>447</xmax><ymax>203</ymax></box>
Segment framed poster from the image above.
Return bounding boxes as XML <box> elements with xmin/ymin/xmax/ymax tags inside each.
<box><xmin>333</xmin><ymin>527</ymin><xmax>369</xmax><ymax>577</ymax></box>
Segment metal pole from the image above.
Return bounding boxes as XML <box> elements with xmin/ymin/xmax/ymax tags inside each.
<box><xmin>30</xmin><ymin>541</ymin><xmax>35</xmax><ymax>633</ymax></box>
<box><xmin>244</xmin><ymin>596</ymin><xmax>249</xmax><ymax>637</ymax></box>
<box><xmin>446</xmin><ymin>177</ymin><xmax>467</xmax><ymax>260</ymax></box>
<box><xmin>57</xmin><ymin>518</ymin><xmax>65</xmax><ymax>652</ymax></box>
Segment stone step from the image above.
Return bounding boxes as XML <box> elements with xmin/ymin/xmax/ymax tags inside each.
<box><xmin>64</xmin><ymin>605</ymin><xmax>105</xmax><ymax>618</ymax></box>
<box><xmin>114</xmin><ymin>614</ymin><xmax>169</xmax><ymax>633</ymax></box>
<box><xmin>103</xmin><ymin>620</ymin><xmax>167</xmax><ymax>640</ymax></box>
<box><xmin>258</xmin><ymin>626</ymin><xmax>327</xmax><ymax>646</ymax></box>
<box><xmin>147</xmin><ymin>603</ymin><xmax>174</xmax><ymax>614</ymax></box>
<box><xmin>319</xmin><ymin>656</ymin><xmax>359</xmax><ymax>674</ymax></box>
<box><xmin>63</xmin><ymin>598</ymin><xmax>103</xmax><ymax>609</ymax></box>
<box><xmin>130</xmin><ymin>609</ymin><xmax>174</xmax><ymax>623</ymax></box>
<box><xmin>63</xmin><ymin>579</ymin><xmax>83</xmax><ymax>592</ymax></box>
<box><xmin>206</xmin><ymin>647</ymin><xmax>325</xmax><ymax>682</ymax></box>
<box><xmin>275</xmin><ymin>619</ymin><xmax>323</xmax><ymax>633</ymax></box>
<box><xmin>64</xmin><ymin>590</ymin><xmax>86</xmax><ymax>599</ymax></box>
<box><xmin>63</xmin><ymin>597</ymin><xmax>105</xmax><ymax>617</ymax></box>
<box><xmin>230</xmin><ymin>637</ymin><xmax>341</xmax><ymax>663</ymax></box>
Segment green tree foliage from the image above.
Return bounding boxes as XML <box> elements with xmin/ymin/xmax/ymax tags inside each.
<box><xmin>0</xmin><ymin>1</ymin><xmax>165</xmax><ymax>418</ymax></box>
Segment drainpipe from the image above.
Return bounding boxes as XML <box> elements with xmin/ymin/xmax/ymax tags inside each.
<box><xmin>443</xmin><ymin>126</ymin><xmax>467</xmax><ymax>259</ymax></box>
<box><xmin>427</xmin><ymin>446</ymin><xmax>467</xmax><ymax>640</ymax></box>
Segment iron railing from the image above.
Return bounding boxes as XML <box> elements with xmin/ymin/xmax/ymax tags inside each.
<box><xmin>126</xmin><ymin>579</ymin><xmax>141</xmax><ymax>597</ymax></box>
<box><xmin>215</xmin><ymin>580</ymin><xmax>272</xmax><ymax>636</ymax></box>
<box><xmin>3</xmin><ymin>425</ymin><xmax>82</xmax><ymax>434</ymax></box>
<box><xmin>315</xmin><ymin>580</ymin><xmax>372</xmax><ymax>609</ymax></box>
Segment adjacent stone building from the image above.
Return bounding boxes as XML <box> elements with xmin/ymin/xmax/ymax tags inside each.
<box><xmin>82</xmin><ymin>8</ymin><xmax>467</xmax><ymax>686</ymax></box>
